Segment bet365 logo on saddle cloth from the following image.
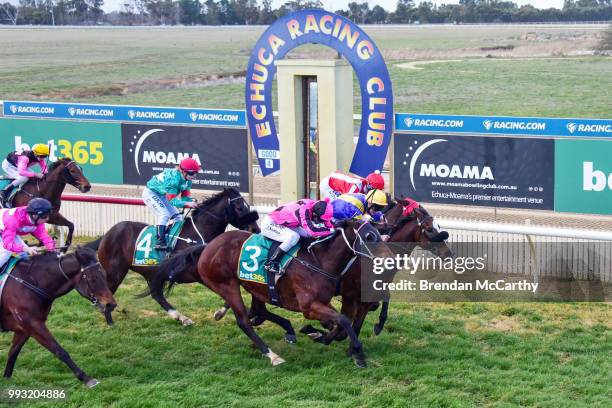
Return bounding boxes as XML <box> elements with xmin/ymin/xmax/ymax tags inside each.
<box><xmin>132</xmin><ymin>221</ymin><xmax>185</xmax><ymax>266</ymax></box>
<box><xmin>238</xmin><ymin>235</ymin><xmax>298</xmax><ymax>284</ymax></box>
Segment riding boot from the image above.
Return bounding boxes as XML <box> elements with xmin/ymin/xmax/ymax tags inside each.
<box><xmin>155</xmin><ymin>225</ymin><xmax>168</xmax><ymax>251</ymax></box>
<box><xmin>264</xmin><ymin>246</ymin><xmax>286</xmax><ymax>274</ymax></box>
<box><xmin>0</xmin><ymin>184</ymin><xmax>15</xmax><ymax>205</ymax></box>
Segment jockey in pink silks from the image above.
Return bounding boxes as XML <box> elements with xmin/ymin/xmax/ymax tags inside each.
<box><xmin>0</xmin><ymin>198</ymin><xmax>55</xmax><ymax>269</ymax></box>
<box><xmin>261</xmin><ymin>198</ymin><xmax>334</xmax><ymax>274</ymax></box>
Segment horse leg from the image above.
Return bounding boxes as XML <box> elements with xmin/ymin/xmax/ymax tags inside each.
<box><xmin>27</xmin><ymin>321</ymin><xmax>99</xmax><ymax>387</ymax></box>
<box><xmin>146</xmin><ymin>277</ymin><xmax>194</xmax><ymax>326</ymax></box>
<box><xmin>216</xmin><ymin>283</ymin><xmax>285</xmax><ymax>366</ymax></box>
<box><xmin>304</xmin><ymin>301</ymin><xmax>367</xmax><ymax>368</ymax></box>
<box><xmin>214</xmin><ymin>302</ymin><xmax>230</xmax><ymax>321</ymax></box>
<box><xmin>47</xmin><ymin>212</ymin><xmax>74</xmax><ymax>250</ymax></box>
<box><xmin>374</xmin><ymin>301</ymin><xmax>389</xmax><ymax>336</ymax></box>
<box><xmin>249</xmin><ymin>298</ymin><xmax>296</xmax><ymax>344</ymax></box>
<box><xmin>3</xmin><ymin>331</ymin><xmax>29</xmax><ymax>378</ymax></box>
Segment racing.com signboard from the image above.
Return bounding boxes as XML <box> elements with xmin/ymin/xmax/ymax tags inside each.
<box><xmin>3</xmin><ymin>101</ymin><xmax>246</xmax><ymax>128</ymax></box>
<box><xmin>396</xmin><ymin>113</ymin><xmax>612</xmax><ymax>138</ymax></box>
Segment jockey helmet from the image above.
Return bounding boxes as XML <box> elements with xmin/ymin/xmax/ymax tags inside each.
<box><xmin>312</xmin><ymin>198</ymin><xmax>333</xmax><ymax>222</ymax></box>
<box><xmin>366</xmin><ymin>189</ymin><xmax>388</xmax><ymax>208</ymax></box>
<box><xmin>366</xmin><ymin>171</ymin><xmax>384</xmax><ymax>190</ymax></box>
<box><xmin>26</xmin><ymin>198</ymin><xmax>53</xmax><ymax>217</ymax></box>
<box><xmin>179</xmin><ymin>157</ymin><xmax>201</xmax><ymax>173</ymax></box>
<box><xmin>32</xmin><ymin>144</ymin><xmax>50</xmax><ymax>157</ymax></box>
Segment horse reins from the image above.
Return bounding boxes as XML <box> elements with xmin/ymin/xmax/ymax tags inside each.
<box><xmin>9</xmin><ymin>253</ymin><xmax>99</xmax><ymax>303</ymax></box>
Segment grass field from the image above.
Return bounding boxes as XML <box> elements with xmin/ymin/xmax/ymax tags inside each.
<box><xmin>0</xmin><ymin>253</ymin><xmax>610</xmax><ymax>407</ymax></box>
<box><xmin>0</xmin><ymin>25</ymin><xmax>610</xmax><ymax>118</ymax></box>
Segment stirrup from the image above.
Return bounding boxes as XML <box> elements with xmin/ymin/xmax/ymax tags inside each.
<box><xmin>264</xmin><ymin>261</ymin><xmax>280</xmax><ymax>274</ymax></box>
<box><xmin>155</xmin><ymin>242</ymin><xmax>168</xmax><ymax>251</ymax></box>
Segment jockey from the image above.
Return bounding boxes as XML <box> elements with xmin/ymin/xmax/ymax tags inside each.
<box><xmin>261</xmin><ymin>198</ymin><xmax>334</xmax><ymax>274</ymax></box>
<box><xmin>332</xmin><ymin>191</ymin><xmax>388</xmax><ymax>223</ymax></box>
<box><xmin>142</xmin><ymin>157</ymin><xmax>200</xmax><ymax>250</ymax></box>
<box><xmin>365</xmin><ymin>189</ymin><xmax>389</xmax><ymax>222</ymax></box>
<box><xmin>319</xmin><ymin>170</ymin><xmax>385</xmax><ymax>200</ymax></box>
<box><xmin>0</xmin><ymin>198</ymin><xmax>55</xmax><ymax>269</ymax></box>
<box><xmin>0</xmin><ymin>144</ymin><xmax>50</xmax><ymax>203</ymax></box>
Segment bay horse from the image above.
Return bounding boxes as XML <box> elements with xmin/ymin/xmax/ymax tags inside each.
<box><xmin>82</xmin><ymin>187</ymin><xmax>259</xmax><ymax>326</ymax></box>
<box><xmin>6</xmin><ymin>157</ymin><xmax>91</xmax><ymax>249</ymax></box>
<box><xmin>0</xmin><ymin>246</ymin><xmax>116</xmax><ymax>387</ymax></box>
<box><xmin>212</xmin><ymin>199</ymin><xmax>453</xmax><ymax>346</ymax></box>
<box><xmin>312</xmin><ymin>198</ymin><xmax>453</xmax><ymax>343</ymax></box>
<box><xmin>153</xmin><ymin>219</ymin><xmax>393</xmax><ymax>368</ymax></box>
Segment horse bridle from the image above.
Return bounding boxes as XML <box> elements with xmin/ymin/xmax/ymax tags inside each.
<box><xmin>61</xmin><ymin>161</ymin><xmax>84</xmax><ymax>189</ymax></box>
<box><xmin>299</xmin><ymin>222</ymin><xmax>381</xmax><ymax>282</ymax></box>
<box><xmin>58</xmin><ymin>254</ymin><xmax>100</xmax><ymax>305</ymax></box>
<box><xmin>8</xmin><ymin>252</ymin><xmax>100</xmax><ymax>303</ymax></box>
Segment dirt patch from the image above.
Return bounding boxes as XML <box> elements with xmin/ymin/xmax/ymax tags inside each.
<box><xmin>396</xmin><ymin>59</ymin><xmax>463</xmax><ymax>70</ymax></box>
<box><xmin>27</xmin><ymin>70</ymin><xmax>246</xmax><ymax>100</ymax></box>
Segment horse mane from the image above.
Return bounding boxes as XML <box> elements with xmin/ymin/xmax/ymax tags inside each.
<box><xmin>197</xmin><ymin>187</ymin><xmax>240</xmax><ymax>210</ymax></box>
<box><xmin>48</xmin><ymin>157</ymin><xmax>70</xmax><ymax>171</ymax></box>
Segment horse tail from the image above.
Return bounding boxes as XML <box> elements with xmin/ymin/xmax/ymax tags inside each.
<box><xmin>84</xmin><ymin>237</ymin><xmax>103</xmax><ymax>251</ymax></box>
<box><xmin>139</xmin><ymin>244</ymin><xmax>206</xmax><ymax>298</ymax></box>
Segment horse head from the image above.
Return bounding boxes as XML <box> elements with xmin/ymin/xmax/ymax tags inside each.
<box><xmin>73</xmin><ymin>246</ymin><xmax>117</xmax><ymax>321</ymax></box>
<box><xmin>330</xmin><ymin>218</ymin><xmax>394</xmax><ymax>261</ymax></box>
<box><xmin>47</xmin><ymin>158</ymin><xmax>91</xmax><ymax>193</ymax></box>
<box><xmin>193</xmin><ymin>188</ymin><xmax>260</xmax><ymax>233</ymax></box>
<box><xmin>389</xmin><ymin>198</ymin><xmax>453</xmax><ymax>259</ymax></box>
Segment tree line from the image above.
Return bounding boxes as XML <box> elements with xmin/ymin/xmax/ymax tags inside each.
<box><xmin>1</xmin><ymin>0</ymin><xmax>611</xmax><ymax>26</ymax></box>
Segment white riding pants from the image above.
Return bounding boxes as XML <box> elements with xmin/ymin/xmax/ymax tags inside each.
<box><xmin>261</xmin><ymin>217</ymin><xmax>301</xmax><ymax>252</ymax></box>
<box><xmin>2</xmin><ymin>160</ymin><xmax>28</xmax><ymax>187</ymax></box>
<box><xmin>142</xmin><ymin>187</ymin><xmax>182</xmax><ymax>226</ymax></box>
<box><xmin>319</xmin><ymin>177</ymin><xmax>341</xmax><ymax>200</ymax></box>
<box><xmin>0</xmin><ymin>235</ymin><xmax>26</xmax><ymax>268</ymax></box>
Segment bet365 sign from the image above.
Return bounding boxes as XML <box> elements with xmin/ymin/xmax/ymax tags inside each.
<box><xmin>555</xmin><ymin>139</ymin><xmax>612</xmax><ymax>215</ymax></box>
<box><xmin>0</xmin><ymin>118</ymin><xmax>123</xmax><ymax>185</ymax></box>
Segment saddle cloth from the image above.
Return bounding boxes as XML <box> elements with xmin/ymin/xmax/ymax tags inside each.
<box><xmin>132</xmin><ymin>220</ymin><xmax>185</xmax><ymax>266</ymax></box>
<box><xmin>237</xmin><ymin>234</ymin><xmax>299</xmax><ymax>285</ymax></box>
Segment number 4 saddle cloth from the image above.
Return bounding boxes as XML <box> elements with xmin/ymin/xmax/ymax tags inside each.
<box><xmin>238</xmin><ymin>234</ymin><xmax>300</xmax><ymax>285</ymax></box>
<box><xmin>132</xmin><ymin>221</ymin><xmax>185</xmax><ymax>267</ymax></box>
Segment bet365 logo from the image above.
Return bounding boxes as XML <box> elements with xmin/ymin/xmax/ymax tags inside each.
<box><xmin>583</xmin><ymin>162</ymin><xmax>612</xmax><ymax>192</ymax></box>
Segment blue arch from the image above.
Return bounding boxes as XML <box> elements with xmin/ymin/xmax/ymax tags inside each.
<box><xmin>245</xmin><ymin>9</ymin><xmax>394</xmax><ymax>177</ymax></box>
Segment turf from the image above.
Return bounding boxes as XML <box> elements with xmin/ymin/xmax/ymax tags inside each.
<box><xmin>0</xmin><ymin>238</ymin><xmax>609</xmax><ymax>407</ymax></box>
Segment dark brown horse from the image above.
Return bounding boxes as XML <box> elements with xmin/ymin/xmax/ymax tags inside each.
<box><xmin>83</xmin><ymin>188</ymin><xmax>259</xmax><ymax>326</ymax></box>
<box><xmin>153</xmin><ymin>219</ymin><xmax>392</xmax><ymax>367</ymax></box>
<box><xmin>0</xmin><ymin>246</ymin><xmax>116</xmax><ymax>387</ymax></box>
<box><xmin>316</xmin><ymin>199</ymin><xmax>453</xmax><ymax>343</ymax></box>
<box><xmin>214</xmin><ymin>199</ymin><xmax>453</xmax><ymax>345</ymax></box>
<box><xmin>6</xmin><ymin>158</ymin><xmax>91</xmax><ymax>248</ymax></box>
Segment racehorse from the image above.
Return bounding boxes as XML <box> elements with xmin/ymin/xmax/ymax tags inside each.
<box><xmin>5</xmin><ymin>157</ymin><xmax>91</xmax><ymax>249</ymax></box>
<box><xmin>213</xmin><ymin>199</ymin><xmax>452</xmax><ymax>347</ymax></box>
<box><xmin>313</xmin><ymin>198</ymin><xmax>453</xmax><ymax>343</ymax></box>
<box><xmin>0</xmin><ymin>246</ymin><xmax>116</xmax><ymax>387</ymax></box>
<box><xmin>83</xmin><ymin>187</ymin><xmax>259</xmax><ymax>326</ymax></box>
<box><xmin>152</xmin><ymin>219</ymin><xmax>393</xmax><ymax>368</ymax></box>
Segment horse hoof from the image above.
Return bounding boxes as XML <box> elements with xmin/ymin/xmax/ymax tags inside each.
<box><xmin>86</xmin><ymin>378</ymin><xmax>100</xmax><ymax>388</ymax></box>
<box><xmin>213</xmin><ymin>309</ymin><xmax>227</xmax><ymax>321</ymax></box>
<box><xmin>271</xmin><ymin>356</ymin><xmax>286</xmax><ymax>366</ymax></box>
<box><xmin>266</xmin><ymin>350</ymin><xmax>285</xmax><ymax>366</ymax></box>
<box><xmin>353</xmin><ymin>357</ymin><xmax>368</xmax><ymax>368</ymax></box>
<box><xmin>181</xmin><ymin>317</ymin><xmax>194</xmax><ymax>326</ymax></box>
<box><xmin>373</xmin><ymin>324</ymin><xmax>383</xmax><ymax>336</ymax></box>
<box><xmin>284</xmin><ymin>334</ymin><xmax>297</xmax><ymax>344</ymax></box>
